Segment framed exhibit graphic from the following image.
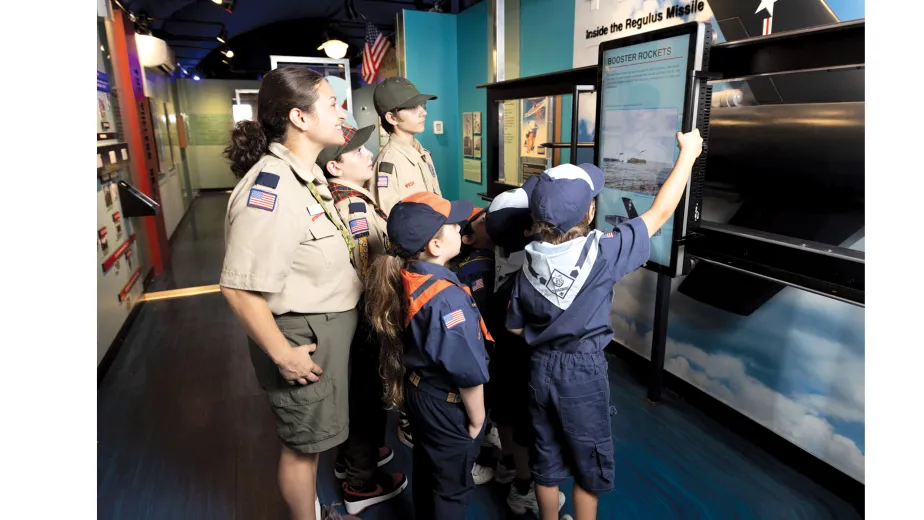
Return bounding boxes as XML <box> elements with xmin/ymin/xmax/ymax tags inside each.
<box><xmin>594</xmin><ymin>21</ymin><xmax>712</xmax><ymax>276</ymax></box>
<box><xmin>520</xmin><ymin>97</ymin><xmax>551</xmax><ymax>158</ymax></box>
<box><xmin>270</xmin><ymin>55</ymin><xmax>354</xmax><ymax>119</ymax></box>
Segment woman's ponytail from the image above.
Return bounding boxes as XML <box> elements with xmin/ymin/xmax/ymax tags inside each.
<box><xmin>224</xmin><ymin>120</ymin><xmax>268</xmax><ymax>178</ymax></box>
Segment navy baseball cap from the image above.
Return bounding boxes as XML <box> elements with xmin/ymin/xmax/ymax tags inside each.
<box><xmin>388</xmin><ymin>192</ymin><xmax>474</xmax><ymax>255</ymax></box>
<box><xmin>530</xmin><ymin>163</ymin><xmax>605</xmax><ymax>232</ymax></box>
<box><xmin>485</xmin><ymin>176</ymin><xmax>539</xmax><ymax>250</ymax></box>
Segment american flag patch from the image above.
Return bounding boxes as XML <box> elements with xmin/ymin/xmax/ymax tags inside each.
<box><xmin>377</xmin><ymin>175</ymin><xmax>388</xmax><ymax>188</ymax></box>
<box><xmin>442</xmin><ymin>309</ymin><xmax>466</xmax><ymax>329</ymax></box>
<box><xmin>350</xmin><ymin>217</ymin><xmax>369</xmax><ymax>235</ymax></box>
<box><xmin>471</xmin><ymin>278</ymin><xmax>484</xmax><ymax>291</ymax></box>
<box><xmin>602</xmin><ymin>231</ymin><xmax>614</xmax><ymax>238</ymax></box>
<box><xmin>247</xmin><ymin>188</ymin><xmax>277</xmax><ymax>211</ymax></box>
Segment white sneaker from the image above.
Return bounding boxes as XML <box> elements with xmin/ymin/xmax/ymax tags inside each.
<box><xmin>494</xmin><ymin>460</ymin><xmax>516</xmax><ymax>484</ymax></box>
<box><xmin>483</xmin><ymin>424</ymin><xmax>502</xmax><ymax>450</ymax></box>
<box><xmin>472</xmin><ymin>462</ymin><xmax>495</xmax><ymax>485</ymax></box>
<box><xmin>397</xmin><ymin>413</ymin><xmax>414</xmax><ymax>449</ymax></box>
<box><xmin>506</xmin><ymin>483</ymin><xmax>565</xmax><ymax>515</ymax></box>
<box><xmin>560</xmin><ymin>515</ymin><xmax>574</xmax><ymax>520</ymax></box>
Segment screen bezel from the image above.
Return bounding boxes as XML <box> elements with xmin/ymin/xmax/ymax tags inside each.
<box><xmin>593</xmin><ymin>21</ymin><xmax>704</xmax><ymax>276</ymax></box>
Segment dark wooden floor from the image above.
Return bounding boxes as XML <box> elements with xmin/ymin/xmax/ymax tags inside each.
<box><xmin>97</xmin><ymin>193</ymin><xmax>862</xmax><ymax>520</ymax></box>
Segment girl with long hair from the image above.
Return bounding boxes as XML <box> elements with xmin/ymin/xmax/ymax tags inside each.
<box><xmin>364</xmin><ymin>192</ymin><xmax>491</xmax><ymax>520</ymax></box>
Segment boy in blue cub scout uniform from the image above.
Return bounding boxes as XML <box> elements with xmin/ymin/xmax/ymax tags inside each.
<box><xmin>452</xmin><ymin>206</ymin><xmax>501</xmax><ymax>486</ymax></box>
<box><xmin>507</xmin><ymin>129</ymin><xmax>702</xmax><ymax>520</ymax></box>
<box><xmin>364</xmin><ymin>192</ymin><xmax>493</xmax><ymax>520</ymax></box>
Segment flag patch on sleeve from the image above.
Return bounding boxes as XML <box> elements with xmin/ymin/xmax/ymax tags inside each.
<box><xmin>349</xmin><ymin>217</ymin><xmax>369</xmax><ymax>235</ymax></box>
<box><xmin>377</xmin><ymin>176</ymin><xmax>389</xmax><ymax>188</ymax></box>
<box><xmin>471</xmin><ymin>278</ymin><xmax>484</xmax><ymax>291</ymax></box>
<box><xmin>442</xmin><ymin>309</ymin><xmax>466</xmax><ymax>329</ymax></box>
<box><xmin>247</xmin><ymin>188</ymin><xmax>277</xmax><ymax>211</ymax></box>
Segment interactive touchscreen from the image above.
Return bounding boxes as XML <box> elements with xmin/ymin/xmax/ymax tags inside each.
<box><xmin>594</xmin><ymin>33</ymin><xmax>694</xmax><ymax>268</ymax></box>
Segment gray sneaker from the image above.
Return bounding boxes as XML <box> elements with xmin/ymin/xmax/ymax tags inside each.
<box><xmin>506</xmin><ymin>482</ymin><xmax>565</xmax><ymax>515</ymax></box>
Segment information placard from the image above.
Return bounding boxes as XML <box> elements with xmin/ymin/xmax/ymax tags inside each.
<box><xmin>593</xmin><ymin>22</ymin><xmax>712</xmax><ymax>276</ymax></box>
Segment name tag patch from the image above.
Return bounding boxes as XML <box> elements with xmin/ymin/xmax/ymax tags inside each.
<box><xmin>307</xmin><ymin>204</ymin><xmax>324</xmax><ymax>216</ymax></box>
<box><xmin>348</xmin><ymin>202</ymin><xmax>366</xmax><ymax>214</ymax></box>
<box><xmin>255</xmin><ymin>171</ymin><xmax>280</xmax><ymax>189</ymax></box>
<box><xmin>377</xmin><ymin>176</ymin><xmax>389</xmax><ymax>188</ymax></box>
<box><xmin>247</xmin><ymin>188</ymin><xmax>277</xmax><ymax>212</ymax></box>
<box><xmin>405</xmin><ymin>181</ymin><xmax>415</xmax><ymax>189</ymax></box>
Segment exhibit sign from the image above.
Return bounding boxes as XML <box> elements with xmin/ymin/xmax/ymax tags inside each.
<box><xmin>593</xmin><ymin>22</ymin><xmax>712</xmax><ymax>276</ymax></box>
<box><xmin>573</xmin><ymin>0</ymin><xmax>720</xmax><ymax>68</ymax></box>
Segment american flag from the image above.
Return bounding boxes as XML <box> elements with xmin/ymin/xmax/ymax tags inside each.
<box><xmin>350</xmin><ymin>217</ymin><xmax>369</xmax><ymax>234</ymax></box>
<box><xmin>362</xmin><ymin>23</ymin><xmax>390</xmax><ymax>84</ymax></box>
<box><xmin>442</xmin><ymin>309</ymin><xmax>466</xmax><ymax>329</ymax></box>
<box><xmin>248</xmin><ymin>188</ymin><xmax>277</xmax><ymax>211</ymax></box>
<box><xmin>471</xmin><ymin>279</ymin><xmax>484</xmax><ymax>291</ymax></box>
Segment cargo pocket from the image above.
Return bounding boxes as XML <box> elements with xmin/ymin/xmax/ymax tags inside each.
<box><xmin>267</xmin><ymin>378</ymin><xmax>339</xmax><ymax>451</ymax></box>
<box><xmin>593</xmin><ymin>438</ymin><xmax>615</xmax><ymax>489</ymax></box>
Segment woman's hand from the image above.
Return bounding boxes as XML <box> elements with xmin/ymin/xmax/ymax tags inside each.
<box><xmin>277</xmin><ymin>343</ymin><xmax>323</xmax><ymax>385</ymax></box>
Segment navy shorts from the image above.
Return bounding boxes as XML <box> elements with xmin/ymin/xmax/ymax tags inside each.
<box><xmin>527</xmin><ymin>347</ymin><xmax>616</xmax><ymax>494</ymax></box>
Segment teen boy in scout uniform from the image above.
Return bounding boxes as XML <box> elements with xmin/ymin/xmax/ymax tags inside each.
<box><xmin>370</xmin><ymin>77</ymin><xmax>441</xmax><ymax>214</ymax></box>
<box><xmin>316</xmin><ymin>120</ymin><xmax>408</xmax><ymax>514</ymax></box>
<box><xmin>318</xmin><ymin>123</ymin><xmax>389</xmax><ymax>278</ymax></box>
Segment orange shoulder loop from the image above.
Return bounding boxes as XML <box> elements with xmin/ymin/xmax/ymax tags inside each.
<box><xmin>401</xmin><ymin>269</ymin><xmax>456</xmax><ymax>327</ymax></box>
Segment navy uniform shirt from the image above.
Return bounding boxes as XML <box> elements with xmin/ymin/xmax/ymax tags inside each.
<box><xmin>453</xmin><ymin>248</ymin><xmax>495</xmax><ymax>316</ymax></box>
<box><xmin>506</xmin><ymin>218</ymin><xmax>650</xmax><ymax>351</ymax></box>
<box><xmin>404</xmin><ymin>260</ymin><xmax>491</xmax><ymax>394</ymax></box>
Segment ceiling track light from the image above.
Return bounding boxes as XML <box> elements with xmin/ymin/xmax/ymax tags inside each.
<box><xmin>221</xmin><ymin>48</ymin><xmax>234</xmax><ymax>58</ymax></box>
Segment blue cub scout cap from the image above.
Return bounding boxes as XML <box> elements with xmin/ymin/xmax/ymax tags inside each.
<box><xmin>529</xmin><ymin>163</ymin><xmax>605</xmax><ymax>232</ymax></box>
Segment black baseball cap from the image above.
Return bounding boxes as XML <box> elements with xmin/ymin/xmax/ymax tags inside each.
<box><xmin>373</xmin><ymin>77</ymin><xmax>437</xmax><ymax>115</ymax></box>
<box><xmin>316</xmin><ymin>123</ymin><xmax>376</xmax><ymax>169</ymax></box>
<box><xmin>387</xmin><ymin>192</ymin><xmax>473</xmax><ymax>256</ymax></box>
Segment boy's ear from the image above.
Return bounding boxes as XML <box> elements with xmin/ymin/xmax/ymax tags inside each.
<box><xmin>461</xmin><ymin>234</ymin><xmax>475</xmax><ymax>246</ymax></box>
<box><xmin>326</xmin><ymin>160</ymin><xmax>342</xmax><ymax>178</ymax></box>
<box><xmin>384</xmin><ymin>111</ymin><xmax>398</xmax><ymax>126</ymax></box>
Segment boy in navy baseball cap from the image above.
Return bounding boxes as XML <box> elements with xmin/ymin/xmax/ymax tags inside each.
<box><xmin>507</xmin><ymin>130</ymin><xmax>702</xmax><ymax>520</ymax></box>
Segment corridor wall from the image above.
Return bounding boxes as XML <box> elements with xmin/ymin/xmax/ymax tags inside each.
<box><xmin>176</xmin><ymin>78</ymin><xmax>261</xmax><ymax>190</ymax></box>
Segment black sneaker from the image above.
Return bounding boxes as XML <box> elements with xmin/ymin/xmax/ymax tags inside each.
<box><xmin>342</xmin><ymin>471</ymin><xmax>408</xmax><ymax>515</ymax></box>
<box><xmin>334</xmin><ymin>446</ymin><xmax>395</xmax><ymax>480</ymax></box>
<box><xmin>398</xmin><ymin>412</ymin><xmax>414</xmax><ymax>448</ymax></box>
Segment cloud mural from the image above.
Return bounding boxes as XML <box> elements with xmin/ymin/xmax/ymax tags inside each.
<box><xmin>609</xmin><ymin>267</ymin><xmax>865</xmax><ymax>483</ymax></box>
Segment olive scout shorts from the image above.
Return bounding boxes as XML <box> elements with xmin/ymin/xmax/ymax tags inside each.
<box><xmin>248</xmin><ymin>308</ymin><xmax>358</xmax><ymax>454</ymax></box>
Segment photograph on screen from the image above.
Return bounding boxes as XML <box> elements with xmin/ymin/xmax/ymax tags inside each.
<box><xmin>601</xmin><ymin>108</ymin><xmax>677</xmax><ymax>195</ymax></box>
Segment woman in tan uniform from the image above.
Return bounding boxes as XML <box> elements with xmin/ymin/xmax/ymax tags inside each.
<box><xmin>220</xmin><ymin>67</ymin><xmax>361</xmax><ymax>520</ymax></box>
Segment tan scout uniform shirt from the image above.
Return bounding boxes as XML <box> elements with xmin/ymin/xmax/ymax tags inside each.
<box><xmin>220</xmin><ymin>142</ymin><xmax>362</xmax><ymax>315</ymax></box>
<box><xmin>370</xmin><ymin>137</ymin><xmax>441</xmax><ymax>214</ymax></box>
<box><xmin>328</xmin><ymin>179</ymin><xmax>389</xmax><ymax>280</ymax></box>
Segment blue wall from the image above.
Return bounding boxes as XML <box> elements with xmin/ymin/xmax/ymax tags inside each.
<box><xmin>457</xmin><ymin>2</ymin><xmax>490</xmax><ymax>206</ymax></box>
<box><xmin>519</xmin><ymin>0</ymin><xmax>575</xmax><ymax>77</ymax></box>
<box><xmin>404</xmin><ymin>10</ymin><xmax>461</xmax><ymax>200</ymax></box>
